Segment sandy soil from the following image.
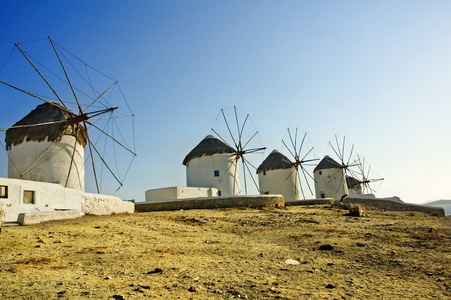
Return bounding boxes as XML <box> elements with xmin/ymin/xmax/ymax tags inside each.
<box><xmin>0</xmin><ymin>205</ymin><xmax>450</xmax><ymax>299</ymax></box>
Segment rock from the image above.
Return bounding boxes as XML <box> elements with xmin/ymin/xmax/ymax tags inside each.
<box><xmin>319</xmin><ymin>244</ymin><xmax>334</xmax><ymax>251</ymax></box>
<box><xmin>112</xmin><ymin>295</ymin><xmax>125</xmax><ymax>300</ymax></box>
<box><xmin>349</xmin><ymin>205</ymin><xmax>364</xmax><ymax>217</ymax></box>
<box><xmin>147</xmin><ymin>268</ymin><xmax>163</xmax><ymax>274</ymax></box>
<box><xmin>188</xmin><ymin>286</ymin><xmax>197</xmax><ymax>292</ymax></box>
<box><xmin>285</xmin><ymin>259</ymin><xmax>300</xmax><ymax>265</ymax></box>
<box><xmin>325</xmin><ymin>283</ymin><xmax>336</xmax><ymax>289</ymax></box>
<box><xmin>356</xmin><ymin>243</ymin><xmax>366</xmax><ymax>247</ymax></box>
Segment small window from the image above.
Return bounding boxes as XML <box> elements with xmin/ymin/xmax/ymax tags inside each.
<box><xmin>319</xmin><ymin>171</ymin><xmax>322</xmax><ymax>175</ymax></box>
<box><xmin>218</xmin><ymin>191</ymin><xmax>221</xmax><ymax>196</ymax></box>
<box><xmin>23</xmin><ymin>190</ymin><xmax>35</xmax><ymax>204</ymax></box>
<box><xmin>0</xmin><ymin>185</ymin><xmax>7</xmax><ymax>198</ymax></box>
<box><xmin>263</xmin><ymin>170</ymin><xmax>267</xmax><ymax>176</ymax></box>
<box><xmin>214</xmin><ymin>170</ymin><xmax>220</xmax><ymax>177</ymax></box>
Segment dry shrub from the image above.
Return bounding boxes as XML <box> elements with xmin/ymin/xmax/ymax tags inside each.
<box><xmin>76</xmin><ymin>246</ymin><xmax>108</xmax><ymax>254</ymax></box>
<box><xmin>17</xmin><ymin>257</ymin><xmax>56</xmax><ymax>265</ymax></box>
<box><xmin>320</xmin><ymin>228</ymin><xmax>345</xmax><ymax>233</ymax></box>
<box><xmin>289</xmin><ymin>233</ymin><xmax>313</xmax><ymax>240</ymax></box>
<box><xmin>412</xmin><ymin>233</ymin><xmax>443</xmax><ymax>241</ymax></box>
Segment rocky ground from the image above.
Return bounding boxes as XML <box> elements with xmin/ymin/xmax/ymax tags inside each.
<box><xmin>0</xmin><ymin>205</ymin><xmax>450</xmax><ymax>299</ymax></box>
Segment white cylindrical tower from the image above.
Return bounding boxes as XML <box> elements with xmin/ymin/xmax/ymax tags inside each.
<box><xmin>346</xmin><ymin>176</ymin><xmax>362</xmax><ymax>195</ymax></box>
<box><xmin>313</xmin><ymin>155</ymin><xmax>348</xmax><ymax>200</ymax></box>
<box><xmin>183</xmin><ymin>135</ymin><xmax>240</xmax><ymax>196</ymax></box>
<box><xmin>5</xmin><ymin>102</ymin><xmax>86</xmax><ymax>191</ymax></box>
<box><xmin>257</xmin><ymin>150</ymin><xmax>299</xmax><ymax>201</ymax></box>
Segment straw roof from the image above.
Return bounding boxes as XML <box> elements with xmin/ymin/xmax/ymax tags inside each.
<box><xmin>313</xmin><ymin>155</ymin><xmax>342</xmax><ymax>171</ymax></box>
<box><xmin>346</xmin><ymin>176</ymin><xmax>361</xmax><ymax>188</ymax></box>
<box><xmin>5</xmin><ymin>102</ymin><xmax>87</xmax><ymax>150</ymax></box>
<box><xmin>182</xmin><ymin>135</ymin><xmax>236</xmax><ymax>166</ymax></box>
<box><xmin>257</xmin><ymin>150</ymin><xmax>294</xmax><ymax>173</ymax></box>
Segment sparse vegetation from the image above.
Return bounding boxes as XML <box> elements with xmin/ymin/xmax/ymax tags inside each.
<box><xmin>0</xmin><ymin>206</ymin><xmax>450</xmax><ymax>299</ymax></box>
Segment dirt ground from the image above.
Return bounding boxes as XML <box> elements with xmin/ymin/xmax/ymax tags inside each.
<box><xmin>0</xmin><ymin>205</ymin><xmax>450</xmax><ymax>299</ymax></box>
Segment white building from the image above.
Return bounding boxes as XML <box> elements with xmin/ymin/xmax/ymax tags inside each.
<box><xmin>6</xmin><ymin>102</ymin><xmax>85</xmax><ymax>191</ymax></box>
<box><xmin>0</xmin><ymin>102</ymin><xmax>133</xmax><ymax>224</ymax></box>
<box><xmin>313</xmin><ymin>155</ymin><xmax>349</xmax><ymax>200</ymax></box>
<box><xmin>145</xmin><ymin>186</ymin><xmax>218</xmax><ymax>203</ymax></box>
<box><xmin>257</xmin><ymin>150</ymin><xmax>299</xmax><ymax>201</ymax></box>
<box><xmin>346</xmin><ymin>176</ymin><xmax>363</xmax><ymax>195</ymax></box>
<box><xmin>183</xmin><ymin>135</ymin><xmax>240</xmax><ymax>196</ymax></box>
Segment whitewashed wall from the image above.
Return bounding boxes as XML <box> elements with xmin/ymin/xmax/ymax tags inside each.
<box><xmin>313</xmin><ymin>168</ymin><xmax>349</xmax><ymax>200</ymax></box>
<box><xmin>8</xmin><ymin>135</ymin><xmax>85</xmax><ymax>191</ymax></box>
<box><xmin>258</xmin><ymin>167</ymin><xmax>300</xmax><ymax>201</ymax></box>
<box><xmin>0</xmin><ymin>177</ymin><xmax>83</xmax><ymax>222</ymax></box>
<box><xmin>145</xmin><ymin>186</ymin><xmax>219</xmax><ymax>203</ymax></box>
<box><xmin>186</xmin><ymin>153</ymin><xmax>241</xmax><ymax>196</ymax></box>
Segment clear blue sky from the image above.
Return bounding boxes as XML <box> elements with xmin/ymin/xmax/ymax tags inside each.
<box><xmin>1</xmin><ymin>1</ymin><xmax>450</xmax><ymax>203</ymax></box>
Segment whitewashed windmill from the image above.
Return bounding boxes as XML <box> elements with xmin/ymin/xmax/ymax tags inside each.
<box><xmin>313</xmin><ymin>155</ymin><xmax>349</xmax><ymax>200</ymax></box>
<box><xmin>6</xmin><ymin>102</ymin><xmax>87</xmax><ymax>191</ymax></box>
<box><xmin>183</xmin><ymin>135</ymin><xmax>240</xmax><ymax>196</ymax></box>
<box><xmin>352</xmin><ymin>155</ymin><xmax>384</xmax><ymax>195</ymax></box>
<box><xmin>257</xmin><ymin>150</ymin><xmax>298</xmax><ymax>201</ymax></box>
<box><xmin>210</xmin><ymin>106</ymin><xmax>266</xmax><ymax>195</ymax></box>
<box><xmin>258</xmin><ymin>128</ymin><xmax>318</xmax><ymax>201</ymax></box>
<box><xmin>0</xmin><ymin>37</ymin><xmax>136</xmax><ymax>195</ymax></box>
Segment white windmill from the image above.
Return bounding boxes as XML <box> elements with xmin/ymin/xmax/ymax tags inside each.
<box><xmin>0</xmin><ymin>37</ymin><xmax>136</xmax><ymax>195</ymax></box>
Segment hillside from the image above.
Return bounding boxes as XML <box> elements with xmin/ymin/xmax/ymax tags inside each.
<box><xmin>425</xmin><ymin>199</ymin><xmax>451</xmax><ymax>206</ymax></box>
<box><xmin>0</xmin><ymin>206</ymin><xmax>450</xmax><ymax>299</ymax></box>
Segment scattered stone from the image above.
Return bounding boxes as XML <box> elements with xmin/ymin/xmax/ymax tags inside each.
<box><xmin>81</xmin><ymin>291</ymin><xmax>90</xmax><ymax>296</ymax></box>
<box><xmin>285</xmin><ymin>259</ymin><xmax>300</xmax><ymax>265</ymax></box>
<box><xmin>57</xmin><ymin>290</ymin><xmax>67</xmax><ymax>297</ymax></box>
<box><xmin>425</xmin><ymin>272</ymin><xmax>433</xmax><ymax>276</ymax></box>
<box><xmin>319</xmin><ymin>244</ymin><xmax>334</xmax><ymax>251</ymax></box>
<box><xmin>356</xmin><ymin>243</ymin><xmax>366</xmax><ymax>248</ymax></box>
<box><xmin>112</xmin><ymin>295</ymin><xmax>125</xmax><ymax>300</ymax></box>
<box><xmin>104</xmin><ymin>276</ymin><xmax>111</xmax><ymax>280</ymax></box>
<box><xmin>139</xmin><ymin>285</ymin><xmax>151</xmax><ymax>289</ymax></box>
<box><xmin>348</xmin><ymin>205</ymin><xmax>364</xmax><ymax>217</ymax></box>
<box><xmin>146</xmin><ymin>268</ymin><xmax>163</xmax><ymax>274</ymax></box>
<box><xmin>188</xmin><ymin>286</ymin><xmax>197</xmax><ymax>292</ymax></box>
<box><xmin>325</xmin><ymin>283</ymin><xmax>336</xmax><ymax>289</ymax></box>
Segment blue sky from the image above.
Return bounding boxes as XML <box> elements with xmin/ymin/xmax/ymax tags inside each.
<box><xmin>1</xmin><ymin>1</ymin><xmax>450</xmax><ymax>203</ymax></box>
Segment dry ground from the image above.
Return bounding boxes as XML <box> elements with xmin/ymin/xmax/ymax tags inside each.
<box><xmin>0</xmin><ymin>205</ymin><xmax>450</xmax><ymax>299</ymax></box>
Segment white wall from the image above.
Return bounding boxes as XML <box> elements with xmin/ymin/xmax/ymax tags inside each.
<box><xmin>145</xmin><ymin>186</ymin><xmax>219</xmax><ymax>203</ymax></box>
<box><xmin>8</xmin><ymin>135</ymin><xmax>85</xmax><ymax>192</ymax></box>
<box><xmin>186</xmin><ymin>153</ymin><xmax>241</xmax><ymax>196</ymax></box>
<box><xmin>314</xmin><ymin>168</ymin><xmax>349</xmax><ymax>200</ymax></box>
<box><xmin>258</xmin><ymin>167</ymin><xmax>300</xmax><ymax>201</ymax></box>
<box><xmin>0</xmin><ymin>177</ymin><xmax>83</xmax><ymax>222</ymax></box>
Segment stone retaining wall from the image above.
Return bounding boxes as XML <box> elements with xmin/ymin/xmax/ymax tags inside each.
<box><xmin>285</xmin><ymin>198</ymin><xmax>335</xmax><ymax>206</ymax></box>
<box><xmin>135</xmin><ymin>195</ymin><xmax>285</xmax><ymax>212</ymax></box>
<box><xmin>344</xmin><ymin>196</ymin><xmax>445</xmax><ymax>217</ymax></box>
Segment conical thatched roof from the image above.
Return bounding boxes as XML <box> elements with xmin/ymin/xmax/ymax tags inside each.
<box><xmin>313</xmin><ymin>155</ymin><xmax>342</xmax><ymax>171</ymax></box>
<box><xmin>182</xmin><ymin>135</ymin><xmax>236</xmax><ymax>166</ymax></box>
<box><xmin>257</xmin><ymin>150</ymin><xmax>294</xmax><ymax>173</ymax></box>
<box><xmin>5</xmin><ymin>102</ymin><xmax>87</xmax><ymax>150</ymax></box>
<box><xmin>346</xmin><ymin>176</ymin><xmax>361</xmax><ymax>188</ymax></box>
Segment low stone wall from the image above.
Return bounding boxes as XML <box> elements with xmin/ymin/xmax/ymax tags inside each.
<box><xmin>344</xmin><ymin>196</ymin><xmax>445</xmax><ymax>217</ymax></box>
<box><xmin>82</xmin><ymin>193</ymin><xmax>135</xmax><ymax>215</ymax></box>
<box><xmin>135</xmin><ymin>195</ymin><xmax>285</xmax><ymax>212</ymax></box>
<box><xmin>17</xmin><ymin>210</ymin><xmax>82</xmax><ymax>225</ymax></box>
<box><xmin>285</xmin><ymin>198</ymin><xmax>335</xmax><ymax>206</ymax></box>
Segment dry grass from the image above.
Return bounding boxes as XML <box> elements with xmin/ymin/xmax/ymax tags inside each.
<box><xmin>0</xmin><ymin>206</ymin><xmax>450</xmax><ymax>299</ymax></box>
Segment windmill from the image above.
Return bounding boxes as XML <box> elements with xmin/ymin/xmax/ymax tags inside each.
<box><xmin>354</xmin><ymin>155</ymin><xmax>384</xmax><ymax>195</ymax></box>
<box><xmin>328</xmin><ymin>135</ymin><xmax>361</xmax><ymax>192</ymax></box>
<box><xmin>281</xmin><ymin>128</ymin><xmax>319</xmax><ymax>200</ymax></box>
<box><xmin>211</xmin><ymin>106</ymin><xmax>266</xmax><ymax>195</ymax></box>
<box><xmin>0</xmin><ymin>37</ymin><xmax>136</xmax><ymax>195</ymax></box>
